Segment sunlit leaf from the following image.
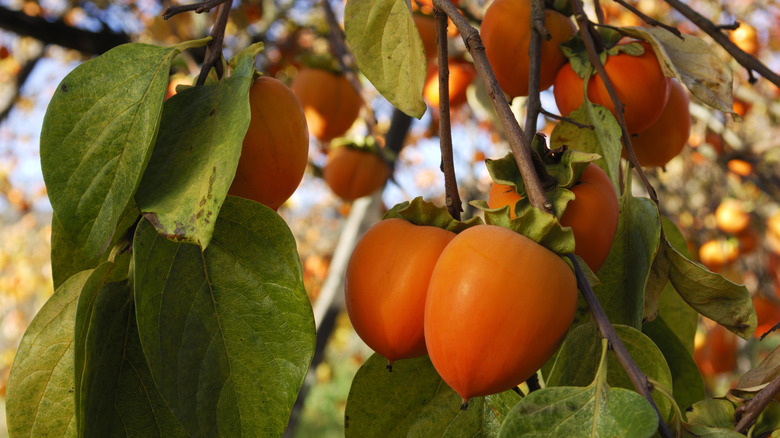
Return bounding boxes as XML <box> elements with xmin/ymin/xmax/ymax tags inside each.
<box><xmin>499</xmin><ymin>339</ymin><xmax>657</xmax><ymax>437</ymax></box>
<box><xmin>684</xmin><ymin>399</ymin><xmax>743</xmax><ymax>436</ymax></box>
<box><xmin>345</xmin><ymin>0</ymin><xmax>426</xmax><ymax>118</ymax></box>
<box><xmin>133</xmin><ymin>196</ymin><xmax>315</xmax><ymax>436</ymax></box>
<box><xmin>5</xmin><ymin>269</ymin><xmax>95</xmax><ymax>437</ymax></box>
<box><xmin>41</xmin><ymin>43</ymin><xmax>178</xmax><ymax>261</ymax></box>
<box><xmin>345</xmin><ymin>354</ymin><xmax>519</xmax><ymax>437</ymax></box>
<box><xmin>135</xmin><ymin>44</ymin><xmax>259</xmax><ymax>249</ymax></box>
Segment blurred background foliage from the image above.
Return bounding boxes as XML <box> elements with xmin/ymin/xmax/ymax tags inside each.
<box><xmin>0</xmin><ymin>0</ymin><xmax>779</xmax><ymax>435</ymax></box>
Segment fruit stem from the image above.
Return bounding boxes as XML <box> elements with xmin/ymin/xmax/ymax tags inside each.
<box><xmin>569</xmin><ymin>0</ymin><xmax>658</xmax><ymax>202</ymax></box>
<box><xmin>566</xmin><ymin>254</ymin><xmax>673</xmax><ymax>438</ymax></box>
<box><xmin>433</xmin><ymin>7</ymin><xmax>463</xmax><ymax>220</ymax></box>
<box><xmin>663</xmin><ymin>0</ymin><xmax>780</xmax><ymax>88</ymax></box>
<box><xmin>432</xmin><ymin>0</ymin><xmax>554</xmax><ymax>214</ymax></box>
<box><xmin>460</xmin><ymin>398</ymin><xmax>469</xmax><ymax>410</ymax></box>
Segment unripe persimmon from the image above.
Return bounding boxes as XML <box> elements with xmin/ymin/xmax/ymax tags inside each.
<box><xmin>623</xmin><ymin>79</ymin><xmax>690</xmax><ymax>168</ymax></box>
<box><xmin>291</xmin><ymin>68</ymin><xmax>362</xmax><ymax>142</ymax></box>
<box><xmin>424</xmin><ymin>224</ymin><xmax>577</xmax><ymax>404</ymax></box>
<box><xmin>554</xmin><ymin>41</ymin><xmax>670</xmax><ymax>133</ymax></box>
<box><xmin>228</xmin><ymin>76</ymin><xmax>309</xmax><ymax>210</ymax></box>
<box><xmin>346</xmin><ymin>218</ymin><xmax>456</xmax><ymax>365</ymax></box>
<box><xmin>481</xmin><ymin>0</ymin><xmax>576</xmax><ymax>98</ymax></box>
<box><xmin>323</xmin><ymin>146</ymin><xmax>389</xmax><ymax>201</ymax></box>
<box><xmin>488</xmin><ymin>163</ymin><xmax>618</xmax><ymax>272</ymax></box>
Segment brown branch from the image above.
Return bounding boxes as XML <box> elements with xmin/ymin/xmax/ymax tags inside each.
<box><xmin>735</xmin><ymin>375</ymin><xmax>780</xmax><ymax>433</ymax></box>
<box><xmin>609</xmin><ymin>0</ymin><xmax>682</xmax><ymax>37</ymax></box>
<box><xmin>432</xmin><ymin>0</ymin><xmax>552</xmax><ymax>214</ymax></box>
<box><xmin>570</xmin><ymin>0</ymin><xmax>657</xmax><ymax>200</ymax></box>
<box><xmin>663</xmin><ymin>0</ymin><xmax>780</xmax><ymax>87</ymax></box>
<box><xmin>567</xmin><ymin>254</ymin><xmax>673</xmax><ymax>438</ymax></box>
<box><xmin>195</xmin><ymin>3</ymin><xmax>231</xmax><ymax>85</ymax></box>
<box><xmin>523</xmin><ymin>0</ymin><xmax>546</xmax><ymax>146</ymax></box>
<box><xmin>434</xmin><ymin>8</ymin><xmax>462</xmax><ymax>220</ymax></box>
<box><xmin>163</xmin><ymin>0</ymin><xmax>229</xmax><ymax>19</ymax></box>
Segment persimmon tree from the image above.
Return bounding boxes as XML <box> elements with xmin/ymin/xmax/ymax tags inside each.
<box><xmin>3</xmin><ymin>0</ymin><xmax>780</xmax><ymax>436</ymax></box>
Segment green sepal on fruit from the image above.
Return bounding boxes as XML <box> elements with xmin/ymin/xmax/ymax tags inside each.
<box><xmin>560</xmin><ymin>33</ymin><xmax>647</xmax><ymax>81</ymax></box>
<box><xmin>384</xmin><ymin>196</ymin><xmax>483</xmax><ymax>233</ymax></box>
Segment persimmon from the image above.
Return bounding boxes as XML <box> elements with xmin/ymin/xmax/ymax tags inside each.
<box><xmin>424</xmin><ymin>224</ymin><xmax>577</xmax><ymax>404</ymax></box>
<box><xmin>481</xmin><ymin>0</ymin><xmax>576</xmax><ymax>98</ymax></box>
<box><xmin>290</xmin><ymin>67</ymin><xmax>362</xmax><ymax>142</ymax></box>
<box><xmin>554</xmin><ymin>41</ymin><xmax>670</xmax><ymax>133</ymax></box>
<box><xmin>715</xmin><ymin>199</ymin><xmax>750</xmax><ymax>234</ymax></box>
<box><xmin>694</xmin><ymin>322</ymin><xmax>737</xmax><ymax>377</ymax></box>
<box><xmin>345</xmin><ymin>218</ymin><xmax>456</xmax><ymax>365</ymax></box>
<box><xmin>487</xmin><ymin>163</ymin><xmax>619</xmax><ymax>272</ymax></box>
<box><xmin>698</xmin><ymin>238</ymin><xmax>738</xmax><ymax>273</ymax></box>
<box><xmin>622</xmin><ymin>79</ymin><xmax>690</xmax><ymax>168</ymax></box>
<box><xmin>767</xmin><ymin>211</ymin><xmax>780</xmax><ymax>253</ymax></box>
<box><xmin>753</xmin><ymin>295</ymin><xmax>780</xmax><ymax>338</ymax></box>
<box><xmin>323</xmin><ymin>146</ymin><xmax>389</xmax><ymax>201</ymax></box>
<box><xmin>228</xmin><ymin>76</ymin><xmax>309</xmax><ymax>210</ymax></box>
<box><xmin>727</xmin><ymin>159</ymin><xmax>752</xmax><ymax>177</ymax></box>
<box><xmin>414</xmin><ymin>14</ymin><xmax>437</xmax><ymax>60</ymax></box>
<box><xmin>423</xmin><ymin>59</ymin><xmax>476</xmax><ymax>110</ymax></box>
<box><xmin>730</xmin><ymin>23</ymin><xmax>759</xmax><ymax>56</ymax></box>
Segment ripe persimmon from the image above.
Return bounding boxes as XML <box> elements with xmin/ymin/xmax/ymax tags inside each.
<box><xmin>753</xmin><ymin>295</ymin><xmax>780</xmax><ymax>338</ymax></box>
<box><xmin>423</xmin><ymin>59</ymin><xmax>476</xmax><ymax>110</ymax></box>
<box><xmin>554</xmin><ymin>41</ymin><xmax>670</xmax><ymax>133</ymax></box>
<box><xmin>414</xmin><ymin>14</ymin><xmax>437</xmax><ymax>60</ymax></box>
<box><xmin>481</xmin><ymin>0</ymin><xmax>576</xmax><ymax>98</ymax></box>
<box><xmin>228</xmin><ymin>76</ymin><xmax>309</xmax><ymax>210</ymax></box>
<box><xmin>345</xmin><ymin>218</ymin><xmax>456</xmax><ymax>365</ymax></box>
<box><xmin>694</xmin><ymin>321</ymin><xmax>737</xmax><ymax>376</ymax></box>
<box><xmin>698</xmin><ymin>238</ymin><xmax>738</xmax><ymax>273</ymax></box>
<box><xmin>291</xmin><ymin>67</ymin><xmax>362</xmax><ymax>142</ymax></box>
<box><xmin>715</xmin><ymin>199</ymin><xmax>751</xmax><ymax>234</ymax></box>
<box><xmin>424</xmin><ymin>224</ymin><xmax>577</xmax><ymax>404</ymax></box>
<box><xmin>623</xmin><ymin>79</ymin><xmax>690</xmax><ymax>168</ymax></box>
<box><xmin>323</xmin><ymin>146</ymin><xmax>389</xmax><ymax>201</ymax></box>
<box><xmin>730</xmin><ymin>23</ymin><xmax>759</xmax><ymax>56</ymax></box>
<box><xmin>487</xmin><ymin>163</ymin><xmax>618</xmax><ymax>272</ymax></box>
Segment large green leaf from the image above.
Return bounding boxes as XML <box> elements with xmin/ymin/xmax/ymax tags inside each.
<box><xmin>5</xmin><ymin>269</ymin><xmax>95</xmax><ymax>437</ymax></box>
<box><xmin>133</xmin><ymin>196</ymin><xmax>315</xmax><ymax>437</ymax></box>
<box><xmin>345</xmin><ymin>354</ymin><xmax>519</xmax><ymax>437</ymax></box>
<box><xmin>546</xmin><ymin>324</ymin><xmax>673</xmax><ymax>421</ymax></box>
<box><xmin>498</xmin><ymin>339</ymin><xmax>658</xmax><ymax>437</ymax></box>
<box><xmin>642</xmin><ymin>316</ymin><xmax>705</xmax><ymax>412</ymax></box>
<box><xmin>345</xmin><ymin>0</ymin><xmax>426</xmax><ymax>118</ymax></box>
<box><xmin>135</xmin><ymin>44</ymin><xmax>259</xmax><ymax>249</ymax></box>
<box><xmin>684</xmin><ymin>399</ymin><xmax>743</xmax><ymax>436</ymax></box>
<box><xmin>590</xmin><ymin>191</ymin><xmax>661</xmax><ymax>328</ymax></box>
<box><xmin>41</xmin><ymin>43</ymin><xmax>178</xmax><ymax>261</ymax></box>
<box><xmin>74</xmin><ymin>278</ymin><xmax>187</xmax><ymax>437</ymax></box>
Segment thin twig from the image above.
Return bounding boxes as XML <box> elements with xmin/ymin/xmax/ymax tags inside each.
<box><xmin>609</xmin><ymin>0</ymin><xmax>682</xmax><ymax>37</ymax></box>
<box><xmin>433</xmin><ymin>8</ymin><xmax>462</xmax><ymax>220</ymax></box>
<box><xmin>570</xmin><ymin>0</ymin><xmax>657</xmax><ymax>201</ymax></box>
<box><xmin>735</xmin><ymin>375</ymin><xmax>780</xmax><ymax>433</ymax></box>
<box><xmin>163</xmin><ymin>0</ymin><xmax>229</xmax><ymax>20</ymax></box>
<box><xmin>195</xmin><ymin>3</ymin><xmax>231</xmax><ymax>85</ymax></box>
<box><xmin>523</xmin><ymin>0</ymin><xmax>546</xmax><ymax>146</ymax></box>
<box><xmin>567</xmin><ymin>254</ymin><xmax>673</xmax><ymax>438</ymax></box>
<box><xmin>663</xmin><ymin>0</ymin><xmax>780</xmax><ymax>87</ymax></box>
<box><xmin>321</xmin><ymin>0</ymin><xmax>379</xmax><ymax>136</ymax></box>
<box><xmin>540</xmin><ymin>109</ymin><xmax>593</xmax><ymax>129</ymax></box>
<box><xmin>432</xmin><ymin>0</ymin><xmax>552</xmax><ymax>213</ymax></box>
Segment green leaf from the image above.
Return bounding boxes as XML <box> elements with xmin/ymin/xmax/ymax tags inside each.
<box><xmin>133</xmin><ymin>196</ymin><xmax>315</xmax><ymax>436</ymax></box>
<box><xmin>685</xmin><ymin>399</ymin><xmax>738</xmax><ymax>430</ymax></box>
<box><xmin>75</xmin><ymin>278</ymin><xmax>187</xmax><ymax>437</ymax></box>
<box><xmin>345</xmin><ymin>0</ymin><xmax>426</xmax><ymax>118</ymax></box>
<box><xmin>384</xmin><ymin>196</ymin><xmax>483</xmax><ymax>233</ymax></box>
<box><xmin>753</xmin><ymin>401</ymin><xmax>780</xmax><ymax>437</ymax></box>
<box><xmin>499</xmin><ymin>339</ymin><xmax>658</xmax><ymax>438</ymax></box>
<box><xmin>550</xmin><ymin>101</ymin><xmax>622</xmax><ymax>191</ymax></box>
<box><xmin>40</xmin><ymin>43</ymin><xmax>178</xmax><ymax>261</ymax></box>
<box><xmin>642</xmin><ymin>316</ymin><xmax>705</xmax><ymax>412</ymax></box>
<box><xmin>620</xmin><ymin>27</ymin><xmax>734</xmax><ymax>115</ymax></box>
<box><xmin>345</xmin><ymin>354</ymin><xmax>519</xmax><ymax>437</ymax></box>
<box><xmin>51</xmin><ymin>201</ymin><xmax>140</xmax><ymax>289</ymax></box>
<box><xmin>665</xmin><ymin>240</ymin><xmax>756</xmax><ymax>339</ymax></box>
<box><xmin>5</xmin><ymin>269</ymin><xmax>95</xmax><ymax>437</ymax></box>
<box><xmin>591</xmin><ymin>191</ymin><xmax>661</xmax><ymax>328</ymax></box>
<box><xmin>135</xmin><ymin>51</ymin><xmax>255</xmax><ymax>249</ymax></box>
<box><xmin>546</xmin><ymin>324</ymin><xmax>673</xmax><ymax>421</ymax></box>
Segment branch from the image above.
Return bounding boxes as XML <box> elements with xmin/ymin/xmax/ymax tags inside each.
<box><xmin>609</xmin><ymin>0</ymin><xmax>682</xmax><ymax>37</ymax></box>
<box><xmin>195</xmin><ymin>3</ymin><xmax>231</xmax><ymax>85</ymax></box>
<box><xmin>735</xmin><ymin>375</ymin><xmax>780</xmax><ymax>433</ymax></box>
<box><xmin>432</xmin><ymin>0</ymin><xmax>552</xmax><ymax>214</ymax></box>
<box><xmin>567</xmin><ymin>254</ymin><xmax>673</xmax><ymax>438</ymax></box>
<box><xmin>570</xmin><ymin>0</ymin><xmax>657</xmax><ymax>200</ymax></box>
<box><xmin>523</xmin><ymin>0</ymin><xmax>546</xmax><ymax>146</ymax></box>
<box><xmin>663</xmin><ymin>0</ymin><xmax>780</xmax><ymax>87</ymax></box>
<box><xmin>434</xmin><ymin>7</ymin><xmax>462</xmax><ymax>220</ymax></box>
<box><xmin>163</xmin><ymin>0</ymin><xmax>229</xmax><ymax>19</ymax></box>
<box><xmin>0</xmin><ymin>6</ymin><xmax>130</xmax><ymax>55</ymax></box>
